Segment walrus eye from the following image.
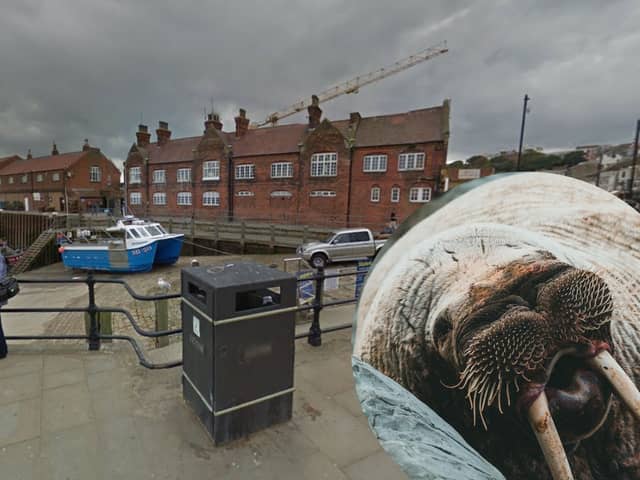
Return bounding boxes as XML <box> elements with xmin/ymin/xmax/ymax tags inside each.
<box><xmin>433</xmin><ymin>313</ymin><xmax>453</xmax><ymax>356</ymax></box>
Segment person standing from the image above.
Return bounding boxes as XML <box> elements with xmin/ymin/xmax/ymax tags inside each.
<box><xmin>0</xmin><ymin>252</ymin><xmax>7</xmax><ymax>358</ymax></box>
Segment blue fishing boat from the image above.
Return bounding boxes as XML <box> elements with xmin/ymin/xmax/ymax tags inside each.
<box><xmin>59</xmin><ymin>217</ymin><xmax>184</xmax><ymax>273</ymax></box>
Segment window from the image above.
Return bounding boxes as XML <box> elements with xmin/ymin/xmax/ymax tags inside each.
<box><xmin>409</xmin><ymin>187</ymin><xmax>431</xmax><ymax>203</ymax></box>
<box><xmin>90</xmin><ymin>166</ymin><xmax>101</xmax><ymax>182</ymax></box>
<box><xmin>270</xmin><ymin>191</ymin><xmax>292</xmax><ymax>198</ymax></box>
<box><xmin>144</xmin><ymin>226</ymin><xmax>163</xmax><ymax>236</ymax></box>
<box><xmin>202</xmin><ymin>161</ymin><xmax>220</xmax><ymax>180</ymax></box>
<box><xmin>203</xmin><ymin>191</ymin><xmax>220</xmax><ymax>206</ymax></box>
<box><xmin>370</xmin><ymin>187</ymin><xmax>381</xmax><ymax>202</ymax></box>
<box><xmin>363</xmin><ymin>154</ymin><xmax>387</xmax><ymax>172</ymax></box>
<box><xmin>235</xmin><ymin>164</ymin><xmax>255</xmax><ymax>180</ymax></box>
<box><xmin>129</xmin><ymin>167</ymin><xmax>141</xmax><ymax>184</ymax></box>
<box><xmin>271</xmin><ymin>162</ymin><xmax>293</xmax><ymax>178</ymax></box>
<box><xmin>311</xmin><ymin>153</ymin><xmax>337</xmax><ymax>177</ymax></box>
<box><xmin>398</xmin><ymin>152</ymin><xmax>425</xmax><ymax>171</ymax></box>
<box><xmin>52</xmin><ymin>173</ymin><xmax>60</xmax><ymax>182</ymax></box>
<box><xmin>153</xmin><ymin>192</ymin><xmax>166</xmax><ymax>205</ymax></box>
<box><xmin>36</xmin><ymin>174</ymin><xmax>43</xmax><ymax>182</ymax></box>
<box><xmin>351</xmin><ymin>231</ymin><xmax>370</xmax><ymax>242</ymax></box>
<box><xmin>152</xmin><ymin>170</ymin><xmax>166</xmax><ymax>184</ymax></box>
<box><xmin>33</xmin><ymin>192</ymin><xmax>41</xmax><ymax>201</ymax></box>
<box><xmin>21</xmin><ymin>175</ymin><xmax>28</xmax><ymax>183</ymax></box>
<box><xmin>177</xmin><ymin>192</ymin><xmax>192</xmax><ymax>205</ymax></box>
<box><xmin>391</xmin><ymin>187</ymin><xmax>400</xmax><ymax>203</ymax></box>
<box><xmin>177</xmin><ymin>168</ymin><xmax>191</xmax><ymax>183</ymax></box>
<box><xmin>310</xmin><ymin>190</ymin><xmax>336</xmax><ymax>197</ymax></box>
<box><xmin>130</xmin><ymin>192</ymin><xmax>142</xmax><ymax>205</ymax></box>
<box><xmin>333</xmin><ymin>233</ymin><xmax>351</xmax><ymax>244</ymax></box>
<box><xmin>236</xmin><ymin>191</ymin><xmax>254</xmax><ymax>197</ymax></box>
<box><xmin>8</xmin><ymin>177</ymin><xmax>14</xmax><ymax>184</ymax></box>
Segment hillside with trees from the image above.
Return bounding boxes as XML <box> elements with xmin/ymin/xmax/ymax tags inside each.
<box><xmin>450</xmin><ymin>149</ymin><xmax>587</xmax><ymax>173</ymax></box>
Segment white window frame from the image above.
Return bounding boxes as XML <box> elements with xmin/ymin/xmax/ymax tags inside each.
<box><xmin>202</xmin><ymin>191</ymin><xmax>220</xmax><ymax>206</ymax></box>
<box><xmin>363</xmin><ymin>154</ymin><xmax>388</xmax><ymax>173</ymax></box>
<box><xmin>8</xmin><ymin>177</ymin><xmax>14</xmax><ymax>184</ymax></box>
<box><xmin>177</xmin><ymin>191</ymin><xmax>192</xmax><ymax>206</ymax></box>
<box><xmin>235</xmin><ymin>164</ymin><xmax>255</xmax><ymax>180</ymax></box>
<box><xmin>270</xmin><ymin>191</ymin><xmax>292</xmax><ymax>198</ymax></box>
<box><xmin>310</xmin><ymin>190</ymin><xmax>336</xmax><ymax>197</ymax></box>
<box><xmin>202</xmin><ymin>161</ymin><xmax>220</xmax><ymax>181</ymax></box>
<box><xmin>36</xmin><ymin>173</ymin><xmax>43</xmax><ymax>182</ymax></box>
<box><xmin>391</xmin><ymin>187</ymin><xmax>400</xmax><ymax>203</ymax></box>
<box><xmin>52</xmin><ymin>173</ymin><xmax>60</xmax><ymax>182</ymax></box>
<box><xmin>129</xmin><ymin>167</ymin><xmax>141</xmax><ymax>184</ymax></box>
<box><xmin>152</xmin><ymin>169</ymin><xmax>166</xmax><ymax>184</ymax></box>
<box><xmin>152</xmin><ymin>192</ymin><xmax>166</xmax><ymax>205</ymax></box>
<box><xmin>270</xmin><ymin>162</ymin><xmax>293</xmax><ymax>178</ymax></box>
<box><xmin>310</xmin><ymin>153</ymin><xmax>337</xmax><ymax>177</ymax></box>
<box><xmin>33</xmin><ymin>192</ymin><xmax>41</xmax><ymax>201</ymax></box>
<box><xmin>177</xmin><ymin>168</ymin><xmax>191</xmax><ymax>183</ymax></box>
<box><xmin>129</xmin><ymin>192</ymin><xmax>142</xmax><ymax>205</ymax></box>
<box><xmin>90</xmin><ymin>166</ymin><xmax>101</xmax><ymax>183</ymax></box>
<box><xmin>21</xmin><ymin>174</ymin><xmax>28</xmax><ymax>184</ymax></box>
<box><xmin>236</xmin><ymin>191</ymin><xmax>254</xmax><ymax>197</ymax></box>
<box><xmin>398</xmin><ymin>152</ymin><xmax>425</xmax><ymax>171</ymax></box>
<box><xmin>409</xmin><ymin>187</ymin><xmax>431</xmax><ymax>203</ymax></box>
<box><xmin>370</xmin><ymin>187</ymin><xmax>381</xmax><ymax>202</ymax></box>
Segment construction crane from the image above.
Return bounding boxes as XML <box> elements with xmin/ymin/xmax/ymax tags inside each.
<box><xmin>255</xmin><ymin>41</ymin><xmax>448</xmax><ymax>128</ymax></box>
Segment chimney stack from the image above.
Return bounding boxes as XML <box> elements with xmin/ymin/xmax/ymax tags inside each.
<box><xmin>136</xmin><ymin>124</ymin><xmax>151</xmax><ymax>147</ymax></box>
<box><xmin>235</xmin><ymin>109</ymin><xmax>250</xmax><ymax>138</ymax></box>
<box><xmin>205</xmin><ymin>113</ymin><xmax>223</xmax><ymax>132</ymax></box>
<box><xmin>52</xmin><ymin>142</ymin><xmax>59</xmax><ymax>155</ymax></box>
<box><xmin>308</xmin><ymin>95</ymin><xmax>322</xmax><ymax>129</ymax></box>
<box><xmin>82</xmin><ymin>139</ymin><xmax>90</xmax><ymax>151</ymax></box>
<box><xmin>27</xmin><ymin>149</ymin><xmax>32</xmax><ymax>160</ymax></box>
<box><xmin>349</xmin><ymin>112</ymin><xmax>361</xmax><ymax>124</ymax></box>
<box><xmin>156</xmin><ymin>121</ymin><xmax>172</xmax><ymax>145</ymax></box>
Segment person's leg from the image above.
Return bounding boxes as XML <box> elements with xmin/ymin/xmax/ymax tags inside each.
<box><xmin>0</xmin><ymin>314</ymin><xmax>7</xmax><ymax>359</ymax></box>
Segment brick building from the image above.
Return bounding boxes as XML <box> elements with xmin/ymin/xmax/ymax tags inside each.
<box><xmin>124</xmin><ymin>99</ymin><xmax>450</xmax><ymax>229</ymax></box>
<box><xmin>0</xmin><ymin>142</ymin><xmax>121</xmax><ymax>213</ymax></box>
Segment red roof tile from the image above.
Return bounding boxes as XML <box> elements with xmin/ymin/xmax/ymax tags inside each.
<box><xmin>0</xmin><ymin>155</ymin><xmax>22</xmax><ymax>171</ymax></box>
<box><xmin>144</xmin><ymin>136</ymin><xmax>202</xmax><ymax>164</ymax></box>
<box><xmin>353</xmin><ymin>106</ymin><xmax>444</xmax><ymax>147</ymax></box>
<box><xmin>231</xmin><ymin>124</ymin><xmax>308</xmax><ymax>157</ymax></box>
<box><xmin>0</xmin><ymin>151</ymin><xmax>87</xmax><ymax>175</ymax></box>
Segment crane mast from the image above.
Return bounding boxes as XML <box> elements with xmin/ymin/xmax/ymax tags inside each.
<box><xmin>255</xmin><ymin>41</ymin><xmax>448</xmax><ymax>128</ymax></box>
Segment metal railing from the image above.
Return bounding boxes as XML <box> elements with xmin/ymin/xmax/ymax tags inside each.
<box><xmin>2</xmin><ymin>264</ymin><xmax>369</xmax><ymax>369</ymax></box>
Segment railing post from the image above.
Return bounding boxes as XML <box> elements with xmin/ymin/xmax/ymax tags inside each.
<box><xmin>303</xmin><ymin>225</ymin><xmax>308</xmax><ymax>244</ymax></box>
<box><xmin>308</xmin><ymin>266</ymin><xmax>324</xmax><ymax>346</ymax></box>
<box><xmin>155</xmin><ymin>298</ymin><xmax>169</xmax><ymax>348</ymax></box>
<box><xmin>240</xmin><ymin>221</ymin><xmax>246</xmax><ymax>253</ymax></box>
<box><xmin>168</xmin><ymin>218</ymin><xmax>173</xmax><ymax>233</ymax></box>
<box><xmin>269</xmin><ymin>224</ymin><xmax>275</xmax><ymax>252</ymax></box>
<box><xmin>86</xmin><ymin>271</ymin><xmax>100</xmax><ymax>351</ymax></box>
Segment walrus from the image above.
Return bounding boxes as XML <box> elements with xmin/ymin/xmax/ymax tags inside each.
<box><xmin>353</xmin><ymin>173</ymin><xmax>640</xmax><ymax>479</ymax></box>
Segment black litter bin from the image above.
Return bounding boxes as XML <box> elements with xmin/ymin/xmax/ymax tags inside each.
<box><xmin>181</xmin><ymin>262</ymin><xmax>297</xmax><ymax>444</ymax></box>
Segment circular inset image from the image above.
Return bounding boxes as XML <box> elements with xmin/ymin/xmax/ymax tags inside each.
<box><xmin>352</xmin><ymin>172</ymin><xmax>640</xmax><ymax>479</ymax></box>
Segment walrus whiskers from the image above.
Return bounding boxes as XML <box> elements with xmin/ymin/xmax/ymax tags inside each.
<box><xmin>527</xmin><ymin>392</ymin><xmax>575</xmax><ymax>480</ymax></box>
<box><xmin>588</xmin><ymin>350</ymin><xmax>640</xmax><ymax>422</ymax></box>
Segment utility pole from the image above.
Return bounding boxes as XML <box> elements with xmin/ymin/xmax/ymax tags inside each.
<box><xmin>629</xmin><ymin>119</ymin><xmax>639</xmax><ymax>199</ymax></box>
<box><xmin>516</xmin><ymin>94</ymin><xmax>530</xmax><ymax>171</ymax></box>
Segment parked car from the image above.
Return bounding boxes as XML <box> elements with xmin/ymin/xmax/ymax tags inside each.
<box><xmin>297</xmin><ymin>228</ymin><xmax>387</xmax><ymax>268</ymax></box>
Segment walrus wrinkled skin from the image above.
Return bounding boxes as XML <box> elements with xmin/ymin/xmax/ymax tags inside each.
<box><xmin>354</xmin><ymin>220</ymin><xmax>640</xmax><ymax>479</ymax></box>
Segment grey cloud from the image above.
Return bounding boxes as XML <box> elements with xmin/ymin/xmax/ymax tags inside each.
<box><xmin>0</xmin><ymin>0</ymin><xmax>638</xmax><ymax>165</ymax></box>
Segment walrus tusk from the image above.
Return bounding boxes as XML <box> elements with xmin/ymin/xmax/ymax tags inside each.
<box><xmin>528</xmin><ymin>392</ymin><xmax>574</xmax><ymax>480</ymax></box>
<box><xmin>588</xmin><ymin>350</ymin><xmax>640</xmax><ymax>422</ymax></box>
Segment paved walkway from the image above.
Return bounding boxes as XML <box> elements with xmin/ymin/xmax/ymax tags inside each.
<box><xmin>0</xmin><ymin>330</ymin><xmax>408</xmax><ymax>480</ymax></box>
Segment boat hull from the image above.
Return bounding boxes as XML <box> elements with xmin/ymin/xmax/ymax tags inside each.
<box><xmin>154</xmin><ymin>234</ymin><xmax>184</xmax><ymax>265</ymax></box>
<box><xmin>61</xmin><ymin>242</ymin><xmax>158</xmax><ymax>273</ymax></box>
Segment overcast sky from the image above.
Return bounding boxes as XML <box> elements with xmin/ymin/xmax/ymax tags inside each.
<box><xmin>1</xmin><ymin>0</ymin><xmax>638</xmax><ymax>168</ymax></box>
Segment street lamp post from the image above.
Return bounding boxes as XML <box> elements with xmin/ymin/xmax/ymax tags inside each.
<box><xmin>516</xmin><ymin>94</ymin><xmax>530</xmax><ymax>172</ymax></box>
<box><xmin>629</xmin><ymin>119</ymin><xmax>639</xmax><ymax>199</ymax></box>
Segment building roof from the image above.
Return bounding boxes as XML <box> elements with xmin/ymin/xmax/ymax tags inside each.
<box><xmin>231</xmin><ymin>123</ymin><xmax>308</xmax><ymax>157</ymax></box>
<box><xmin>142</xmin><ymin>136</ymin><xmax>202</xmax><ymax>164</ymax></box>
<box><xmin>0</xmin><ymin>155</ymin><xmax>22</xmax><ymax>171</ymax></box>
<box><xmin>0</xmin><ymin>151</ymin><xmax>88</xmax><ymax>175</ymax></box>
<box><xmin>139</xmin><ymin>103</ymin><xmax>447</xmax><ymax>164</ymax></box>
<box><xmin>352</xmin><ymin>107</ymin><xmax>444</xmax><ymax>148</ymax></box>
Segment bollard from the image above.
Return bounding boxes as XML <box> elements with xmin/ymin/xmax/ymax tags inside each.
<box><xmin>308</xmin><ymin>266</ymin><xmax>323</xmax><ymax>346</ymax></box>
<box><xmin>154</xmin><ymin>299</ymin><xmax>169</xmax><ymax>348</ymax></box>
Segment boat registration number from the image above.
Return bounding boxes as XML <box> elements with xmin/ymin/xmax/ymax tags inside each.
<box><xmin>131</xmin><ymin>245</ymin><xmax>153</xmax><ymax>256</ymax></box>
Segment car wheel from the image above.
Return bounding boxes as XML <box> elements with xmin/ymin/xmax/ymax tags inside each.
<box><xmin>311</xmin><ymin>254</ymin><xmax>328</xmax><ymax>269</ymax></box>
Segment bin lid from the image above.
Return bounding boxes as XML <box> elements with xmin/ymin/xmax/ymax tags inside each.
<box><xmin>183</xmin><ymin>262</ymin><xmax>294</xmax><ymax>288</ymax></box>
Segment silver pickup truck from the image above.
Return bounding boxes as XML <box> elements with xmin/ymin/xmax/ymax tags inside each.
<box><xmin>297</xmin><ymin>228</ymin><xmax>387</xmax><ymax>268</ymax></box>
